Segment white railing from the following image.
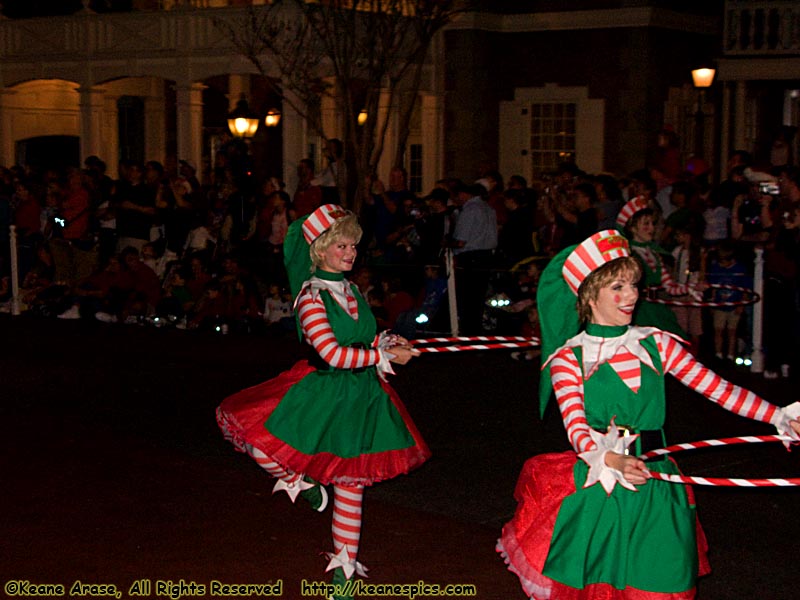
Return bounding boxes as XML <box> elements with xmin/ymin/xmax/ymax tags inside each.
<box><xmin>0</xmin><ymin>6</ymin><xmax>242</xmax><ymax>62</ymax></box>
<box><xmin>154</xmin><ymin>1</ymin><xmax>269</xmax><ymax>9</ymax></box>
<box><xmin>724</xmin><ymin>1</ymin><xmax>800</xmax><ymax>55</ymax></box>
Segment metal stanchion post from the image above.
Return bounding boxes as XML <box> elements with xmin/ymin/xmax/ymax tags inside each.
<box><xmin>446</xmin><ymin>248</ymin><xmax>458</xmax><ymax>336</ymax></box>
<box><xmin>750</xmin><ymin>246</ymin><xmax>764</xmax><ymax>373</ymax></box>
<box><xmin>9</xmin><ymin>224</ymin><xmax>20</xmax><ymax>316</ymax></box>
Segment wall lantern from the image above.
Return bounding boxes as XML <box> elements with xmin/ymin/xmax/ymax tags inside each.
<box><xmin>691</xmin><ymin>68</ymin><xmax>716</xmax><ymax>89</ymax></box>
<box><xmin>357</xmin><ymin>109</ymin><xmax>368</xmax><ymax>126</ymax></box>
<box><xmin>227</xmin><ymin>95</ymin><xmax>260</xmax><ymax>138</ymax></box>
<box><xmin>264</xmin><ymin>108</ymin><xmax>281</xmax><ymax>127</ymax></box>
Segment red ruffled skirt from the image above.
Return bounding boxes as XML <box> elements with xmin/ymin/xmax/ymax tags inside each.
<box><xmin>497</xmin><ymin>452</ymin><xmax>710</xmax><ymax>600</ymax></box>
<box><xmin>216</xmin><ymin>360</ymin><xmax>430</xmax><ymax>486</ymax></box>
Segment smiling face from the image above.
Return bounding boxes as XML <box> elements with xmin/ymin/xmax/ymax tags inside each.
<box><xmin>319</xmin><ymin>236</ymin><xmax>358</xmax><ymax>273</ymax></box>
<box><xmin>589</xmin><ymin>272</ymin><xmax>639</xmax><ymax>326</ymax></box>
<box><xmin>630</xmin><ymin>214</ymin><xmax>655</xmax><ymax>243</ymax></box>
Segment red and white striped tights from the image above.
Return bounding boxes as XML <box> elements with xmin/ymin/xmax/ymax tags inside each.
<box><xmin>247</xmin><ymin>445</ymin><xmax>365</xmax><ymax>576</ymax></box>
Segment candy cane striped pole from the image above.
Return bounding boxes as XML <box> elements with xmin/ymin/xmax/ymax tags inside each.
<box><xmin>412</xmin><ymin>336</ymin><xmax>538</xmax><ymax>344</ymax></box>
<box><xmin>644</xmin><ymin>284</ymin><xmax>760</xmax><ymax>308</ymax></box>
<box><xmin>411</xmin><ymin>336</ymin><xmax>540</xmax><ymax>354</ymax></box>
<box><xmin>640</xmin><ymin>434</ymin><xmax>800</xmax><ymax>487</ymax></box>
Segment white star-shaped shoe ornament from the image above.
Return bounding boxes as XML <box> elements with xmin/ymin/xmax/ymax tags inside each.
<box><xmin>324</xmin><ymin>547</ymin><xmax>369</xmax><ymax>579</ymax></box>
<box><xmin>272</xmin><ymin>477</ymin><xmax>314</xmax><ymax>503</ymax></box>
<box><xmin>578</xmin><ymin>419</ymin><xmax>640</xmax><ymax>495</ymax></box>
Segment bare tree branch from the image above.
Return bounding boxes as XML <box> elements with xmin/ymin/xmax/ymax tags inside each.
<box><xmin>215</xmin><ymin>0</ymin><xmax>468</xmax><ymax>209</ymax></box>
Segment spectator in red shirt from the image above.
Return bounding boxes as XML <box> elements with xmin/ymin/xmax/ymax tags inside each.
<box><xmin>120</xmin><ymin>245</ymin><xmax>161</xmax><ymax>319</ymax></box>
<box><xmin>292</xmin><ymin>158</ymin><xmax>323</xmax><ymax>217</ymax></box>
<box><xmin>381</xmin><ymin>276</ymin><xmax>415</xmax><ymax>330</ymax></box>
<box><xmin>50</xmin><ymin>169</ymin><xmax>97</xmax><ymax>285</ymax></box>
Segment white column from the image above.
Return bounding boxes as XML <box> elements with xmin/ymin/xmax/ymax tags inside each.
<box><xmin>228</xmin><ymin>74</ymin><xmax>250</xmax><ymax>111</ymax></box>
<box><xmin>175</xmin><ymin>82</ymin><xmax>205</xmax><ymax>174</ymax></box>
<box><xmin>144</xmin><ymin>78</ymin><xmax>166</xmax><ymax>163</ymax></box>
<box><xmin>320</xmin><ymin>81</ymin><xmax>342</xmax><ymax>141</ymax></box>
<box><xmin>720</xmin><ymin>81</ymin><xmax>731</xmax><ymax>182</ymax></box>
<box><xmin>0</xmin><ymin>89</ymin><xmax>17</xmax><ymax>167</ymax></box>
<box><xmin>281</xmin><ymin>90</ymin><xmax>307</xmax><ymax>194</ymax></box>
<box><xmin>79</xmin><ymin>86</ymin><xmax>107</xmax><ymax>163</ymax></box>
<box><xmin>376</xmin><ymin>89</ymin><xmax>395</xmax><ymax>179</ymax></box>
<box><xmin>421</xmin><ymin>92</ymin><xmax>443</xmax><ymax>193</ymax></box>
<box><xmin>734</xmin><ymin>81</ymin><xmax>747</xmax><ymax>151</ymax></box>
<box><xmin>751</xmin><ymin>246</ymin><xmax>765</xmax><ymax>373</ymax></box>
<box><xmin>104</xmin><ymin>95</ymin><xmax>120</xmax><ymax>178</ymax></box>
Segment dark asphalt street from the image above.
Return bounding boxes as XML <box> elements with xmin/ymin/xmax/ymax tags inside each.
<box><xmin>2</xmin><ymin>315</ymin><xmax>798</xmax><ymax>599</ymax></box>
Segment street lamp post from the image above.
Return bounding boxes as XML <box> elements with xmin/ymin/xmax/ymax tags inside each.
<box><xmin>691</xmin><ymin>67</ymin><xmax>715</xmax><ymax>158</ymax></box>
<box><xmin>227</xmin><ymin>94</ymin><xmax>260</xmax><ymax>139</ymax></box>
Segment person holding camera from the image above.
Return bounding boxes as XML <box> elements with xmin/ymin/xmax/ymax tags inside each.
<box><xmin>731</xmin><ymin>177</ymin><xmax>779</xmax><ymax>243</ymax></box>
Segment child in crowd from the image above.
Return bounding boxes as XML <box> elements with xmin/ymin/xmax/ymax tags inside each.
<box><xmin>183</xmin><ymin>213</ymin><xmax>218</xmax><ymax>258</ymax></box>
<box><xmin>156</xmin><ymin>267</ymin><xmax>194</xmax><ymax>320</ymax></box>
<box><xmin>707</xmin><ymin>241</ymin><xmax>749</xmax><ymax>361</ymax></box>
<box><xmin>188</xmin><ymin>279</ymin><xmax>228</xmax><ymax>331</ymax></box>
<box><xmin>507</xmin><ymin>260</ymin><xmax>542</xmax><ymax>361</ymax></box>
<box><xmin>263</xmin><ymin>283</ymin><xmax>294</xmax><ymax>331</ymax></box>
<box><xmin>670</xmin><ymin>226</ymin><xmax>706</xmax><ymax>355</ymax></box>
<box><xmin>141</xmin><ymin>241</ymin><xmax>170</xmax><ymax>282</ymax></box>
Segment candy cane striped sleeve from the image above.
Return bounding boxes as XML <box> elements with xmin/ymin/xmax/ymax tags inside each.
<box><xmin>296</xmin><ymin>291</ymin><xmax>381</xmax><ymax>370</ymax></box>
<box><xmin>657</xmin><ymin>333</ymin><xmax>779</xmax><ymax>424</ymax></box>
<box><xmin>659</xmin><ymin>256</ymin><xmax>689</xmax><ymax>296</ymax></box>
<box><xmin>551</xmin><ymin>349</ymin><xmax>595</xmax><ymax>453</ymax></box>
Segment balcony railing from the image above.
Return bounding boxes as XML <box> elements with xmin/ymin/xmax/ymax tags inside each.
<box><xmin>724</xmin><ymin>1</ymin><xmax>800</xmax><ymax>55</ymax></box>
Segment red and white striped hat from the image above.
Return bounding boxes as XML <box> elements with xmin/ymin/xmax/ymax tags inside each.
<box><xmin>615</xmin><ymin>196</ymin><xmax>649</xmax><ymax>228</ymax></box>
<box><xmin>302</xmin><ymin>204</ymin><xmax>349</xmax><ymax>244</ymax></box>
<box><xmin>562</xmin><ymin>230</ymin><xmax>631</xmax><ymax>294</ymax></box>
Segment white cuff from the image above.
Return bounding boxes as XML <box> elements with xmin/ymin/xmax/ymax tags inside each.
<box><xmin>376</xmin><ymin>330</ymin><xmax>401</xmax><ymax>350</ymax></box>
<box><xmin>773</xmin><ymin>401</ymin><xmax>800</xmax><ymax>448</ymax></box>
<box><xmin>577</xmin><ymin>420</ymin><xmax>639</xmax><ymax>495</ymax></box>
<box><xmin>376</xmin><ymin>349</ymin><xmax>396</xmax><ymax>381</ymax></box>
<box><xmin>374</xmin><ymin>331</ymin><xmax>401</xmax><ymax>381</ymax></box>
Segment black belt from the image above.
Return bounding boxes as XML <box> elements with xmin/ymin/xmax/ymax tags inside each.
<box><xmin>307</xmin><ymin>342</ymin><xmax>369</xmax><ymax>374</ymax></box>
<box><xmin>595</xmin><ymin>425</ymin><xmax>665</xmax><ymax>457</ymax></box>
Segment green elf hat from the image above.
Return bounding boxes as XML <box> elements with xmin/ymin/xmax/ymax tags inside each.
<box><xmin>283</xmin><ymin>204</ymin><xmax>350</xmax><ymax>302</ymax></box>
<box><xmin>537</xmin><ymin>229</ymin><xmax>631</xmax><ymax>417</ymax></box>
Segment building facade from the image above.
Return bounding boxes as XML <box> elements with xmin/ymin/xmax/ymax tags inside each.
<box><xmin>0</xmin><ymin>1</ymin><xmax>795</xmax><ymax>191</ymax></box>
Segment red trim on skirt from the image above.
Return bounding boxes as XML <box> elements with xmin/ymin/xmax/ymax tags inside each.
<box><xmin>497</xmin><ymin>451</ymin><xmax>710</xmax><ymax>600</ymax></box>
<box><xmin>216</xmin><ymin>360</ymin><xmax>430</xmax><ymax>486</ymax></box>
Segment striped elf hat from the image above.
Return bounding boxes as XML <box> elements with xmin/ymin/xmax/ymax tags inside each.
<box><xmin>562</xmin><ymin>229</ymin><xmax>631</xmax><ymax>294</ymax></box>
<box><xmin>301</xmin><ymin>204</ymin><xmax>349</xmax><ymax>243</ymax></box>
<box><xmin>615</xmin><ymin>196</ymin><xmax>649</xmax><ymax>228</ymax></box>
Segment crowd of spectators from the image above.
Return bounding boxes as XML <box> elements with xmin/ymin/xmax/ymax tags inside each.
<box><xmin>1</xmin><ymin>137</ymin><xmax>799</xmax><ymax>377</ymax></box>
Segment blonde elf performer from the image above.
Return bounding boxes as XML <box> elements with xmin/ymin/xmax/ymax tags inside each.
<box><xmin>217</xmin><ymin>205</ymin><xmax>430</xmax><ymax>599</ymax></box>
<box><xmin>497</xmin><ymin>229</ymin><xmax>800</xmax><ymax>599</ymax></box>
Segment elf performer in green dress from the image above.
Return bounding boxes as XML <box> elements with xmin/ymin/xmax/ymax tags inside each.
<box><xmin>497</xmin><ymin>229</ymin><xmax>800</xmax><ymax>600</ymax></box>
<box><xmin>616</xmin><ymin>197</ymin><xmax>702</xmax><ymax>336</ymax></box>
<box><xmin>217</xmin><ymin>205</ymin><xmax>430</xmax><ymax>598</ymax></box>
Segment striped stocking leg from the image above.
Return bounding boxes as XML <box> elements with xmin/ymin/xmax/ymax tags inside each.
<box><xmin>246</xmin><ymin>444</ymin><xmax>328</xmax><ymax>511</ymax></box>
<box><xmin>327</xmin><ymin>485</ymin><xmax>368</xmax><ymax>587</ymax></box>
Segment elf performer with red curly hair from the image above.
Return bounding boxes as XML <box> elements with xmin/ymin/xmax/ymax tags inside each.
<box><xmin>217</xmin><ymin>205</ymin><xmax>430</xmax><ymax>600</ymax></box>
<box><xmin>497</xmin><ymin>229</ymin><xmax>800</xmax><ymax>599</ymax></box>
